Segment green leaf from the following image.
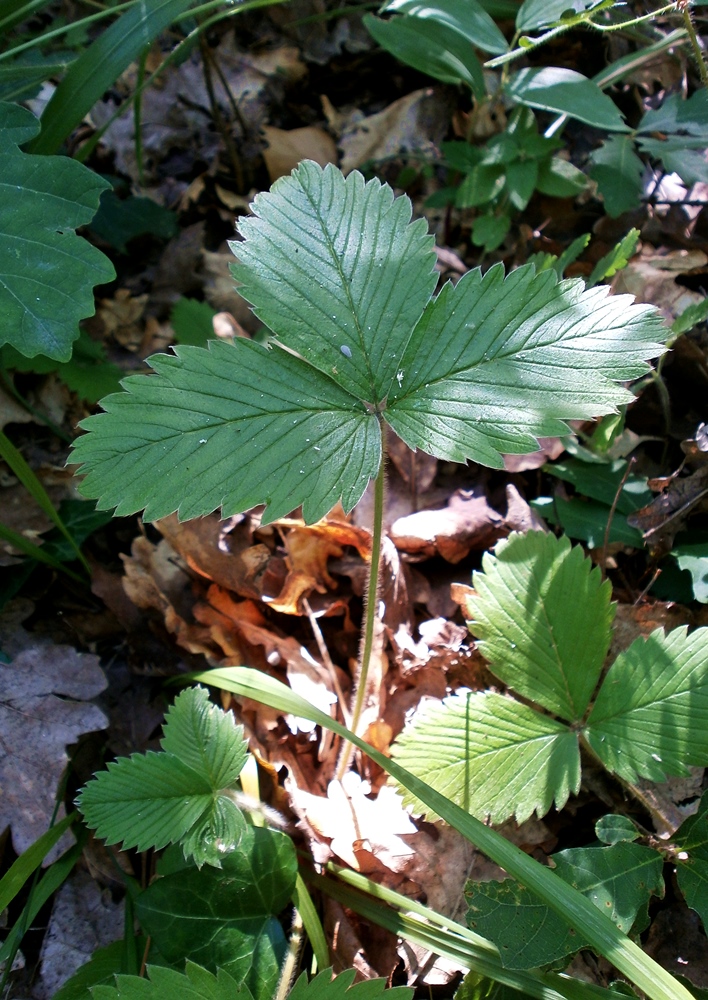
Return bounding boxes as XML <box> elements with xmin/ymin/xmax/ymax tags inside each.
<box><xmin>674</xmin><ymin>535</ymin><xmax>708</xmax><ymax>603</ymax></box>
<box><xmin>467</xmin><ymin>531</ymin><xmax>614</xmax><ymax>721</ymax></box>
<box><xmin>638</xmin><ymin>90</ymin><xmax>708</xmax><ymax>140</ymax></box>
<box><xmin>471</xmin><ymin>213</ymin><xmax>510</xmax><ymax>251</ymax></box>
<box><xmin>595</xmin><ymin>815</ymin><xmax>640</xmax><ymax>845</ymax></box>
<box><xmin>384</xmin><ymin>263</ymin><xmax>666</xmax><ymax>470</ymax></box>
<box><xmin>135</xmin><ymin>827</ymin><xmax>297</xmax><ymax>1000</ymax></box>
<box><xmin>673</xmin><ymin>795</ymin><xmax>708</xmax><ymax>929</ymax></box>
<box><xmin>0</xmin><ymin>104</ymin><xmax>114</xmax><ymax>361</ymax></box>
<box><xmin>466</xmin><ymin>879</ymin><xmax>589</xmax><ymax>969</ymax></box>
<box><xmin>288</xmin><ymin>968</ymin><xmax>413</xmax><ymax>998</ymax></box>
<box><xmin>89</xmin><ymin>189</ymin><xmax>179</xmax><ymax>254</ymax></box>
<box><xmin>671</xmin><ymin>299</ymin><xmax>708</xmax><ymax>336</ymax></box>
<box><xmin>515</xmin><ymin>0</ymin><xmax>599</xmax><ymax>32</ymax></box>
<box><xmin>391</xmin><ymin>690</ymin><xmax>580</xmax><ymax>824</ymax></box>
<box><xmin>91</xmin><ymin>962</ymin><xmax>252</xmax><ymax>1000</ymax></box>
<box><xmin>170</xmin><ymin>297</ymin><xmax>217</xmax><ymax>347</ymax></box>
<box><xmin>583</xmin><ymin>627</ymin><xmax>708</xmax><ymax>783</ymax></box>
<box><xmin>78</xmin><ymin>687</ymin><xmax>248</xmax><ymax>867</ymax></box>
<box><xmin>382</xmin><ymin>0</ymin><xmax>508</xmax><ymax>53</ymax></box>
<box><xmin>455</xmin><ymin>164</ymin><xmax>505</xmax><ymax>208</ymax></box>
<box><xmin>454</xmin><ymin>972</ymin><xmax>536</xmax><ymax>1000</ymax></box>
<box><xmin>638</xmin><ymin>141</ymin><xmax>708</xmax><ymax>186</ymax></box>
<box><xmin>73</xmin><ymin>162</ymin><xmax>668</xmax><ymax>525</ymax></box>
<box><xmin>531</xmin><ymin>496</ymin><xmax>644</xmax><ymax>548</ymax></box>
<box><xmin>588</xmin><ymin>137</ymin><xmax>644</xmax><ymax>218</ymax></box>
<box><xmin>466</xmin><ymin>842</ymin><xmax>663</xmax><ymax>970</ymax></box>
<box><xmin>52</xmin><ymin>938</ymin><xmax>161</xmax><ymax>1000</ymax></box>
<box><xmin>72</xmin><ymin>339</ymin><xmax>381</xmax><ymax>525</ymax></box>
<box><xmin>543</xmin><ymin>457</ymin><xmax>653</xmax><ymax>515</ymax></box>
<box><xmin>231</xmin><ymin>161</ymin><xmax>436</xmax><ymax>404</ymax></box>
<box><xmin>505</xmin><ymin>68</ymin><xmax>628</xmax><ymax>131</ymax></box>
<box><xmin>0</xmin><ymin>99</ymin><xmax>40</xmax><ymax>142</ymax></box>
<box><xmin>363</xmin><ymin>13</ymin><xmax>485</xmax><ymax>94</ymax></box>
<box><xmin>535</xmin><ymin>156</ymin><xmax>588</xmax><ymax>198</ymax></box>
<box><xmin>587</xmin><ymin>230</ymin><xmax>640</xmax><ymax>288</ymax></box>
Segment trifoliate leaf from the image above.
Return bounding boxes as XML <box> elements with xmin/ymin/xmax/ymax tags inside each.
<box><xmin>673</xmin><ymin>794</ymin><xmax>708</xmax><ymax>929</ymax></box>
<box><xmin>465</xmin><ymin>879</ymin><xmax>589</xmax><ymax>969</ymax></box>
<box><xmin>79</xmin><ymin>687</ymin><xmax>248</xmax><ymax>867</ymax></box>
<box><xmin>288</xmin><ymin>968</ymin><xmax>413</xmax><ymax>999</ymax></box>
<box><xmin>73</xmin><ymin>162</ymin><xmax>668</xmax><ymax>525</ymax></box>
<box><xmin>91</xmin><ymin>962</ymin><xmax>252</xmax><ymax>1000</ymax></box>
<box><xmin>583</xmin><ymin>627</ymin><xmax>708</xmax><ymax>783</ymax></box>
<box><xmin>385</xmin><ymin>265</ymin><xmax>665</xmax><ymax>470</ymax></box>
<box><xmin>466</xmin><ymin>532</ymin><xmax>614</xmax><ymax>721</ymax></box>
<box><xmin>0</xmin><ymin>102</ymin><xmax>114</xmax><ymax>360</ymax></box>
<box><xmin>391</xmin><ymin>690</ymin><xmax>580</xmax><ymax>824</ymax></box>
<box><xmin>135</xmin><ymin>827</ymin><xmax>297</xmax><ymax>1000</ymax></box>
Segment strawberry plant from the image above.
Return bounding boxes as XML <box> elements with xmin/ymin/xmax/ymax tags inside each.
<box><xmin>70</xmin><ymin>161</ymin><xmax>704</xmax><ymax>1000</ymax></box>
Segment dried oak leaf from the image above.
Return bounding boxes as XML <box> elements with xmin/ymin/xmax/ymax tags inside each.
<box><xmin>390</xmin><ymin>490</ymin><xmax>504</xmax><ymax>562</ymax></box>
<box><xmin>627</xmin><ymin>464</ymin><xmax>708</xmax><ymax>555</ymax></box>
<box><xmin>0</xmin><ymin>616</ymin><xmax>107</xmax><ymax>858</ymax></box>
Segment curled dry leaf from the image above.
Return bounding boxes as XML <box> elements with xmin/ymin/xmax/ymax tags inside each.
<box><xmin>390</xmin><ymin>490</ymin><xmax>504</xmax><ymax>563</ymax></box>
<box><xmin>262</xmin><ymin>125</ymin><xmax>338</xmax><ymax>182</ymax></box>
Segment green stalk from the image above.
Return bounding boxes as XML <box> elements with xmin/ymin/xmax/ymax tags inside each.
<box><xmin>680</xmin><ymin>1</ymin><xmax>708</xmax><ymax>87</ymax></box>
<box><xmin>195</xmin><ymin>667</ymin><xmax>695</xmax><ymax>1000</ymax></box>
<box><xmin>336</xmin><ymin>424</ymin><xmax>385</xmax><ymax>779</ymax></box>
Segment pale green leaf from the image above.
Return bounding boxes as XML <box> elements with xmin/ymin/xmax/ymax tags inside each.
<box><xmin>673</xmin><ymin>794</ymin><xmax>708</xmax><ymax>929</ymax></box>
<box><xmin>515</xmin><ymin>0</ymin><xmax>599</xmax><ymax>32</ymax></box>
<box><xmin>385</xmin><ymin>264</ymin><xmax>666</xmax><ymax>469</ymax></box>
<box><xmin>588</xmin><ymin>137</ymin><xmax>644</xmax><ymax>218</ymax></box>
<box><xmin>363</xmin><ymin>13</ymin><xmax>485</xmax><ymax>95</ymax></box>
<box><xmin>381</xmin><ymin>0</ymin><xmax>509</xmax><ymax>54</ymax></box>
<box><xmin>91</xmin><ymin>962</ymin><xmax>251</xmax><ymax>1000</ymax></box>
<box><xmin>79</xmin><ymin>687</ymin><xmax>248</xmax><ymax>866</ymax></box>
<box><xmin>135</xmin><ymin>826</ymin><xmax>297</xmax><ymax>1000</ymax></box>
<box><xmin>595</xmin><ymin>815</ymin><xmax>640</xmax><ymax>845</ymax></box>
<box><xmin>160</xmin><ymin>685</ymin><xmax>248</xmax><ymax>789</ymax></box>
<box><xmin>671</xmin><ymin>299</ymin><xmax>708</xmax><ymax>337</ymax></box>
<box><xmin>674</xmin><ymin>537</ymin><xmax>708</xmax><ymax>603</ymax></box>
<box><xmin>505</xmin><ymin>69</ymin><xmax>628</xmax><ymax>131</ymax></box>
<box><xmin>391</xmin><ymin>690</ymin><xmax>580</xmax><ymax>824</ymax></box>
<box><xmin>288</xmin><ymin>968</ymin><xmax>412</xmax><ymax>998</ymax></box>
<box><xmin>465</xmin><ymin>880</ymin><xmax>589</xmax><ymax>969</ymax></box>
<box><xmin>72</xmin><ymin>339</ymin><xmax>381</xmax><ymax>525</ymax></box>
<box><xmin>584</xmin><ymin>627</ymin><xmax>708</xmax><ymax>783</ymax></box>
<box><xmin>0</xmin><ymin>106</ymin><xmax>114</xmax><ymax>361</ymax></box>
<box><xmin>466</xmin><ymin>532</ymin><xmax>614</xmax><ymax>721</ymax></box>
<box><xmin>232</xmin><ymin>161</ymin><xmax>436</xmax><ymax>404</ymax></box>
<box><xmin>587</xmin><ymin>230</ymin><xmax>640</xmax><ymax>288</ymax></box>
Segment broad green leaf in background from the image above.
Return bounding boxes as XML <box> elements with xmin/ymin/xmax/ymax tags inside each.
<box><xmin>673</xmin><ymin>535</ymin><xmax>708</xmax><ymax>603</ymax></box>
<box><xmin>170</xmin><ymin>297</ymin><xmax>218</xmax><ymax>347</ymax></box>
<box><xmin>515</xmin><ymin>0</ymin><xmax>600</xmax><ymax>32</ymax></box>
<box><xmin>0</xmin><ymin>330</ymin><xmax>123</xmax><ymax>403</ymax></box>
<box><xmin>637</xmin><ymin>89</ymin><xmax>708</xmax><ymax>140</ymax></box>
<box><xmin>78</xmin><ymin>687</ymin><xmax>248</xmax><ymax>867</ymax></box>
<box><xmin>595</xmin><ymin>814</ymin><xmax>640</xmax><ymax>845</ymax></box>
<box><xmin>72</xmin><ymin>162</ymin><xmax>668</xmax><ymax>525</ymax></box>
<box><xmin>380</xmin><ymin>0</ymin><xmax>509</xmax><ymax>54</ymax></box>
<box><xmin>363</xmin><ymin>13</ymin><xmax>486</xmax><ymax>94</ymax></box>
<box><xmin>588</xmin><ymin>135</ymin><xmax>644</xmax><ymax>218</ymax></box>
<box><xmin>542</xmin><ymin>458</ymin><xmax>653</xmax><ymax>515</ymax></box>
<box><xmin>135</xmin><ymin>826</ymin><xmax>297</xmax><ymax>1000</ymax></box>
<box><xmin>391</xmin><ymin>532</ymin><xmax>708</xmax><ymax>823</ymax></box>
<box><xmin>530</xmin><ymin>496</ymin><xmax>643</xmax><ymax>548</ymax></box>
<box><xmin>92</xmin><ymin>963</ymin><xmax>253</xmax><ymax>1000</ymax></box>
<box><xmin>505</xmin><ymin>68</ymin><xmax>628</xmax><ymax>131</ymax></box>
<box><xmin>673</xmin><ymin>793</ymin><xmax>708</xmax><ymax>929</ymax></box>
<box><xmin>89</xmin><ymin>189</ymin><xmax>179</xmax><ymax>254</ymax></box>
<box><xmin>465</xmin><ymin>842</ymin><xmax>663</xmax><ymax>970</ymax></box>
<box><xmin>469</xmin><ymin>532</ymin><xmax>613</xmax><ymax>720</ymax></box>
<box><xmin>454</xmin><ymin>972</ymin><xmax>536</xmax><ymax>1000</ymax></box>
<box><xmin>0</xmin><ymin>103</ymin><xmax>114</xmax><ymax>360</ymax></box>
<box><xmin>584</xmin><ymin>626</ymin><xmax>708</xmax><ymax>783</ymax></box>
<box><xmin>288</xmin><ymin>968</ymin><xmax>413</xmax><ymax>998</ymax></box>
<box><xmin>0</xmin><ymin>100</ymin><xmax>40</xmax><ymax>142</ymax></box>
<box><xmin>391</xmin><ymin>690</ymin><xmax>579</xmax><ymax>824</ymax></box>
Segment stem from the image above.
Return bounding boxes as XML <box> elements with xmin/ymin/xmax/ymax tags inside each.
<box><xmin>680</xmin><ymin>2</ymin><xmax>708</xmax><ymax>87</ymax></box>
<box><xmin>275</xmin><ymin>907</ymin><xmax>304</xmax><ymax>1000</ymax></box>
<box><xmin>336</xmin><ymin>425</ymin><xmax>385</xmax><ymax>779</ymax></box>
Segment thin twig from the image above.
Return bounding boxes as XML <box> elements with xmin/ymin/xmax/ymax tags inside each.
<box><xmin>601</xmin><ymin>456</ymin><xmax>635</xmax><ymax>578</ymax></box>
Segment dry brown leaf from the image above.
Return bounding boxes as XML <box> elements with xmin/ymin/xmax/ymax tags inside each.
<box><xmin>97</xmin><ymin>289</ymin><xmax>148</xmax><ymax>350</ymax></box>
<box><xmin>612</xmin><ymin>248</ymin><xmax>707</xmax><ymax>324</ymax></box>
<box><xmin>262</xmin><ymin>124</ymin><xmax>338</xmax><ymax>181</ymax></box>
<box><xmin>390</xmin><ymin>490</ymin><xmax>504</xmax><ymax>562</ymax></box>
<box><xmin>627</xmin><ymin>465</ymin><xmax>708</xmax><ymax>555</ymax></box>
<box><xmin>503</xmin><ymin>436</ymin><xmax>566</xmax><ymax>472</ymax></box>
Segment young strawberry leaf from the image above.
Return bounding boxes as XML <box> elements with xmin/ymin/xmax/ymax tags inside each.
<box><xmin>391</xmin><ymin>532</ymin><xmax>708</xmax><ymax>824</ymax></box>
<box><xmin>465</xmin><ymin>532</ymin><xmax>614</xmax><ymax>720</ymax></box>
<box><xmin>78</xmin><ymin>687</ymin><xmax>248</xmax><ymax>867</ymax></box>
<box><xmin>72</xmin><ymin>162</ymin><xmax>667</xmax><ymax>525</ymax></box>
<box><xmin>288</xmin><ymin>968</ymin><xmax>412</xmax><ymax>998</ymax></box>
<box><xmin>391</xmin><ymin>691</ymin><xmax>579</xmax><ymax>824</ymax></box>
<box><xmin>583</xmin><ymin>626</ymin><xmax>708</xmax><ymax>783</ymax></box>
